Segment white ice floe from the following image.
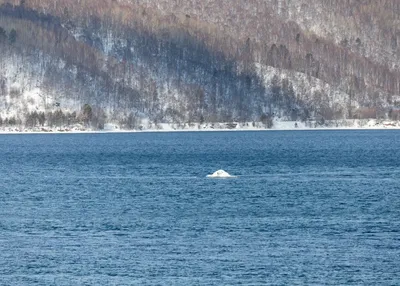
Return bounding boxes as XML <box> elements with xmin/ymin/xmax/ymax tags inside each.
<box><xmin>206</xmin><ymin>170</ymin><xmax>236</xmax><ymax>178</ymax></box>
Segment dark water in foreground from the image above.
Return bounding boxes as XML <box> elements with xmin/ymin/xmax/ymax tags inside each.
<box><xmin>0</xmin><ymin>130</ymin><xmax>399</xmax><ymax>285</ymax></box>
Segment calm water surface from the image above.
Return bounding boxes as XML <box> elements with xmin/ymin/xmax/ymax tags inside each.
<box><xmin>0</xmin><ymin>130</ymin><xmax>399</xmax><ymax>285</ymax></box>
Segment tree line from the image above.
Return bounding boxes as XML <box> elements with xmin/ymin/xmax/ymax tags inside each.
<box><xmin>0</xmin><ymin>104</ymin><xmax>107</xmax><ymax>129</ymax></box>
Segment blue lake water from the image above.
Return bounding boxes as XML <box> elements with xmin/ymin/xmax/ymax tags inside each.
<box><xmin>0</xmin><ymin>130</ymin><xmax>399</xmax><ymax>285</ymax></box>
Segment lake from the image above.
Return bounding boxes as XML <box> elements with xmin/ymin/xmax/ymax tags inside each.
<box><xmin>0</xmin><ymin>130</ymin><xmax>399</xmax><ymax>285</ymax></box>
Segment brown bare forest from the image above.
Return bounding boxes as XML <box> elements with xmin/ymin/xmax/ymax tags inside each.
<box><xmin>0</xmin><ymin>0</ymin><xmax>399</xmax><ymax>128</ymax></box>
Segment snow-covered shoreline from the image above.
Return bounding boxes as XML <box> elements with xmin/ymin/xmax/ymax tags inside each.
<box><xmin>1</xmin><ymin>119</ymin><xmax>400</xmax><ymax>134</ymax></box>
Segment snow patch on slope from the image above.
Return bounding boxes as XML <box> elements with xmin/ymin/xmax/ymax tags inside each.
<box><xmin>255</xmin><ymin>63</ymin><xmax>351</xmax><ymax>118</ymax></box>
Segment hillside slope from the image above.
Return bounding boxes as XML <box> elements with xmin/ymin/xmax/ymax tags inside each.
<box><xmin>0</xmin><ymin>0</ymin><xmax>399</xmax><ymax>129</ymax></box>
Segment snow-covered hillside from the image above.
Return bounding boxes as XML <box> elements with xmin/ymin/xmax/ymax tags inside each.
<box><xmin>0</xmin><ymin>0</ymin><xmax>399</xmax><ymax>130</ymax></box>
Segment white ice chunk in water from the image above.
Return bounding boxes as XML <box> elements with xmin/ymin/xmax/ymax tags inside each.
<box><xmin>206</xmin><ymin>169</ymin><xmax>236</xmax><ymax>178</ymax></box>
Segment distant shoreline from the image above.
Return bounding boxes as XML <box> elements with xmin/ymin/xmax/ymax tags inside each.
<box><xmin>1</xmin><ymin>119</ymin><xmax>400</xmax><ymax>134</ymax></box>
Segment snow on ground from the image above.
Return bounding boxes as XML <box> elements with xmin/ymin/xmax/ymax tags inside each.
<box><xmin>23</xmin><ymin>88</ymin><xmax>46</xmax><ymax>113</ymax></box>
<box><xmin>1</xmin><ymin>118</ymin><xmax>400</xmax><ymax>134</ymax></box>
<box><xmin>255</xmin><ymin>64</ymin><xmax>350</xmax><ymax>115</ymax></box>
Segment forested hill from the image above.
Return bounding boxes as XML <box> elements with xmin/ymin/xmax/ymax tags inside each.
<box><xmin>0</xmin><ymin>0</ymin><xmax>399</xmax><ymax>129</ymax></box>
